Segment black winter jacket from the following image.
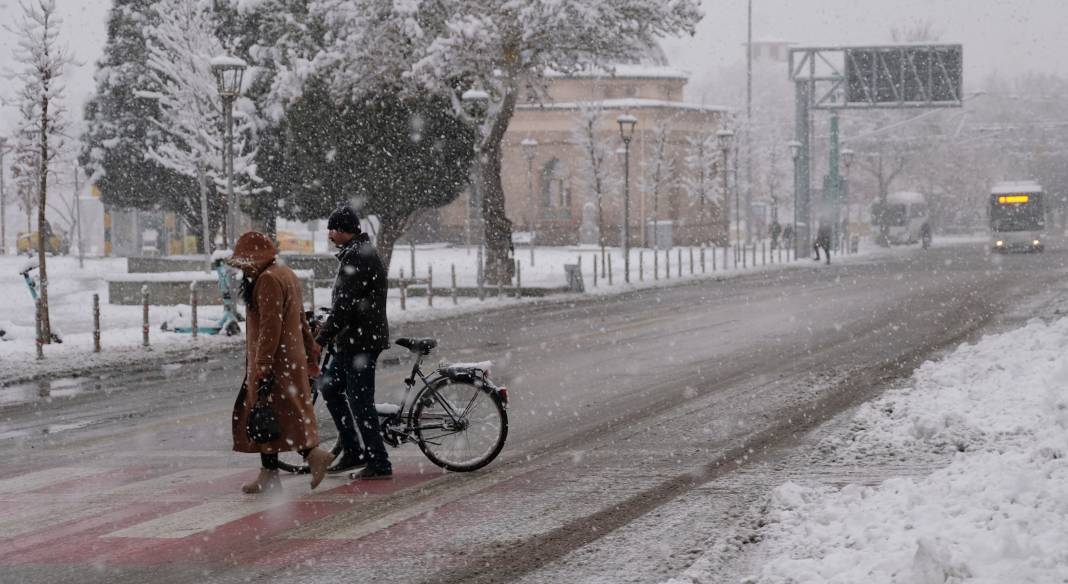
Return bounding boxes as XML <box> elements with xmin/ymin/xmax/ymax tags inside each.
<box><xmin>315</xmin><ymin>234</ymin><xmax>390</xmax><ymax>353</ymax></box>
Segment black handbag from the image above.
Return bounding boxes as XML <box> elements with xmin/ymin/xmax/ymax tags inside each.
<box><xmin>246</xmin><ymin>375</ymin><xmax>280</xmax><ymax>444</ymax></box>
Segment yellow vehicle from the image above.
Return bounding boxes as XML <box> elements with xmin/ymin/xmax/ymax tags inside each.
<box><xmin>276</xmin><ymin>230</ymin><xmax>313</xmax><ymax>254</ymax></box>
<box><xmin>17</xmin><ymin>229</ymin><xmax>68</xmax><ymax>255</ymax></box>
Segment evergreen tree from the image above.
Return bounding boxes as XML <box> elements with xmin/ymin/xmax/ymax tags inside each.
<box><xmin>260</xmin><ymin>79</ymin><xmax>475</xmax><ymax>269</ymax></box>
<box><xmin>79</xmin><ymin>0</ymin><xmax>195</xmax><ymax>229</ymax></box>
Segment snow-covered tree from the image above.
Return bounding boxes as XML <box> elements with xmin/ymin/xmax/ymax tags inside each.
<box><xmin>680</xmin><ymin>132</ymin><xmax>718</xmax><ymax>240</ymax></box>
<box><xmin>571</xmin><ymin>103</ymin><xmax>615</xmax><ymax>246</ymax></box>
<box><xmin>641</xmin><ymin>121</ymin><xmax>675</xmax><ymax>248</ymax></box>
<box><xmin>6</xmin><ymin>0</ymin><xmax>75</xmax><ymax>344</ymax></box>
<box><xmin>80</xmin><ymin>0</ymin><xmax>195</xmax><ymax>232</ymax></box>
<box><xmin>144</xmin><ymin>0</ymin><xmax>262</xmax><ymax>250</ymax></box>
<box><xmin>315</xmin><ymin>0</ymin><xmax>703</xmax><ymax>283</ymax></box>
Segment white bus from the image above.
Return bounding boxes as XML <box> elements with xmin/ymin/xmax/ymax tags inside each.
<box><xmin>872</xmin><ymin>191</ymin><xmax>932</xmax><ymax>248</ymax></box>
<box><xmin>990</xmin><ymin>181</ymin><xmax>1044</xmax><ymax>253</ymax></box>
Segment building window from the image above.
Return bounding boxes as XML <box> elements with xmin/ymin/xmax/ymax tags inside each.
<box><xmin>541</xmin><ymin>159</ymin><xmax>572</xmax><ymax>219</ymax></box>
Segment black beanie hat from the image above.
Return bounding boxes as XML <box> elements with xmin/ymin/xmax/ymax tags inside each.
<box><xmin>327</xmin><ymin>205</ymin><xmax>361</xmax><ymax>233</ymax></box>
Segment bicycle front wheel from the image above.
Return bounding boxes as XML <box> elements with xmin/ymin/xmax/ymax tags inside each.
<box><xmin>414</xmin><ymin>380</ymin><xmax>508</xmax><ymax>472</ymax></box>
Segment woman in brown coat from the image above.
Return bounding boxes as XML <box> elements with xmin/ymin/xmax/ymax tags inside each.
<box><xmin>227</xmin><ymin>231</ymin><xmax>332</xmax><ymax>493</ymax></box>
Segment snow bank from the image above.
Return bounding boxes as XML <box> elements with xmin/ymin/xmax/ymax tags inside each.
<box><xmin>749</xmin><ymin>317</ymin><xmax>1068</xmax><ymax>583</ymax></box>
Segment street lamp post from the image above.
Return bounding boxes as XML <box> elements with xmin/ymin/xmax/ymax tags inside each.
<box><xmin>788</xmin><ymin>140</ymin><xmax>801</xmax><ymax>258</ymax></box>
<box><xmin>0</xmin><ymin>136</ymin><xmax>9</xmax><ymax>256</ymax></box>
<box><xmin>521</xmin><ymin>137</ymin><xmax>538</xmax><ymax>267</ymax></box>
<box><xmin>462</xmin><ymin>89</ymin><xmax>490</xmax><ymax>287</ymax></box>
<box><xmin>717</xmin><ymin>129</ymin><xmax>735</xmax><ymax>248</ymax></box>
<box><xmin>840</xmin><ymin>147</ymin><xmax>855</xmax><ymax>253</ymax></box>
<box><xmin>617</xmin><ymin>114</ymin><xmax>637</xmax><ymax>284</ymax></box>
<box><xmin>210</xmin><ymin>54</ymin><xmax>247</xmax><ymax>248</ymax></box>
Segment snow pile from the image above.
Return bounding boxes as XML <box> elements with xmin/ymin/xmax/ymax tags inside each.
<box><xmin>751</xmin><ymin>317</ymin><xmax>1068</xmax><ymax>583</ymax></box>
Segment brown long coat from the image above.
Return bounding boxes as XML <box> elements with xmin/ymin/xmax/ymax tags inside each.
<box><xmin>228</xmin><ymin>232</ymin><xmax>320</xmax><ymax>454</ymax></box>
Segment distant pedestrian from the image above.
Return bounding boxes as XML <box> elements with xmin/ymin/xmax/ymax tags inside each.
<box><xmin>781</xmin><ymin>224</ymin><xmax>794</xmax><ymax>251</ymax></box>
<box><xmin>769</xmin><ymin>221</ymin><xmax>782</xmax><ymax>250</ymax></box>
<box><xmin>227</xmin><ymin>231</ymin><xmax>332</xmax><ymax>494</ymax></box>
<box><xmin>316</xmin><ymin>204</ymin><xmax>394</xmax><ymax>480</ymax></box>
<box><xmin>813</xmin><ymin>224</ymin><xmax>832</xmax><ymax>265</ymax></box>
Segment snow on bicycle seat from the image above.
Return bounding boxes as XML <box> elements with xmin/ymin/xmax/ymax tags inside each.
<box><xmin>395</xmin><ymin>337</ymin><xmax>437</xmax><ymax>354</ymax></box>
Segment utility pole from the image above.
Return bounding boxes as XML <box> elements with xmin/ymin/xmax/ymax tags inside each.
<box><xmin>74</xmin><ymin>166</ymin><xmax>83</xmax><ymax>268</ymax></box>
<box><xmin>745</xmin><ymin>0</ymin><xmax>754</xmax><ymax>245</ymax></box>
<box><xmin>0</xmin><ymin>136</ymin><xmax>8</xmax><ymax>256</ymax></box>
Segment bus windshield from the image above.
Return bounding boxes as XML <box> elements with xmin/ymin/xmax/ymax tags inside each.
<box><xmin>990</xmin><ymin>195</ymin><xmax>1044</xmax><ymax>232</ymax></box>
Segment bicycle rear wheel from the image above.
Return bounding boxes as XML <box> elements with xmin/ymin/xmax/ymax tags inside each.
<box><xmin>414</xmin><ymin>380</ymin><xmax>508</xmax><ymax>472</ymax></box>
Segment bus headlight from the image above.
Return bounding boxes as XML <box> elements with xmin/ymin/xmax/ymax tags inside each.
<box><xmin>1033</xmin><ymin>240</ymin><xmax>1041</xmax><ymax>246</ymax></box>
<box><xmin>995</xmin><ymin>240</ymin><xmax>1004</xmax><ymax>247</ymax></box>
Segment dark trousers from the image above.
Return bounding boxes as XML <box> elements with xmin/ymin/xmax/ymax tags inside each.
<box><xmin>320</xmin><ymin>350</ymin><xmax>390</xmax><ymax>471</ymax></box>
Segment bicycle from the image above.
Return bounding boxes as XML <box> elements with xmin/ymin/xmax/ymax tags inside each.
<box><xmin>277</xmin><ymin>319</ymin><xmax>510</xmax><ymax>474</ymax></box>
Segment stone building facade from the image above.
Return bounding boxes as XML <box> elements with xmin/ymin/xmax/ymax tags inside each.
<box><xmin>433</xmin><ymin>49</ymin><xmax>732</xmax><ymax>248</ymax></box>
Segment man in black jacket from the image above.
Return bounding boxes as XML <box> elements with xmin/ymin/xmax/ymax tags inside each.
<box><xmin>316</xmin><ymin>205</ymin><xmax>393</xmax><ymax>479</ymax></box>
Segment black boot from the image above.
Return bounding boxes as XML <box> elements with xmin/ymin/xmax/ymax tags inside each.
<box><xmin>327</xmin><ymin>449</ymin><xmax>368</xmax><ymax>473</ymax></box>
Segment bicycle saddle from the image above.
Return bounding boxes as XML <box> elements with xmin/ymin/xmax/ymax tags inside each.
<box><xmin>395</xmin><ymin>337</ymin><xmax>437</xmax><ymax>355</ymax></box>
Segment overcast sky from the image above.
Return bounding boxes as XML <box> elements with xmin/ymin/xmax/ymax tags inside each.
<box><xmin>2</xmin><ymin>0</ymin><xmax>1068</xmax><ymax>137</ymax></box>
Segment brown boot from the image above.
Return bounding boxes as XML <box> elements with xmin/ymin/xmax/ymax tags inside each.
<box><xmin>306</xmin><ymin>447</ymin><xmax>333</xmax><ymax>490</ymax></box>
<box><xmin>241</xmin><ymin>469</ymin><xmax>281</xmax><ymax>494</ymax></box>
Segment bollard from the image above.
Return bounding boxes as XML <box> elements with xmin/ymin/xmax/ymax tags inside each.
<box><xmin>723</xmin><ymin>245</ymin><xmax>729</xmax><ymax>271</ymax></box>
<box><xmin>762</xmin><ymin>242</ymin><xmax>766</xmax><ymax>265</ymax></box>
<box><xmin>712</xmin><ymin>245</ymin><xmax>717</xmax><ymax>271</ymax></box>
<box><xmin>142</xmin><ymin>285</ymin><xmax>150</xmax><ymax>348</ymax></box>
<box><xmin>190</xmin><ymin>282</ymin><xmax>198</xmax><ymax>340</ymax></box>
<box><xmin>653</xmin><ymin>249</ymin><xmax>659</xmax><ymax>280</ymax></box>
<box><xmin>410</xmin><ymin>241</ymin><xmax>416</xmax><ymax>280</ymax></box>
<box><xmin>607</xmin><ymin>255</ymin><xmax>613</xmax><ymax>286</ymax></box>
<box><xmin>399</xmin><ymin>268</ymin><xmax>407</xmax><ymax>310</ymax></box>
<box><xmin>35</xmin><ymin>297</ymin><xmax>44</xmax><ymax>360</ymax></box>
<box><xmin>477</xmin><ymin>262</ymin><xmax>485</xmax><ymax>301</ymax></box>
<box><xmin>601</xmin><ymin>246</ymin><xmax>606</xmax><ymax>278</ymax></box>
<box><xmin>689</xmin><ymin>247</ymin><xmax>694</xmax><ymax>275</ymax></box>
<box><xmin>778</xmin><ymin>245</ymin><xmax>782</xmax><ymax>264</ymax></box>
<box><xmin>742</xmin><ymin>245</ymin><xmax>747</xmax><ymax>269</ymax></box>
<box><xmin>427</xmin><ymin>265</ymin><xmax>434</xmax><ymax>307</ymax></box>
<box><xmin>639</xmin><ymin>251</ymin><xmax>644</xmax><ymax>281</ymax></box>
<box><xmin>753</xmin><ymin>244</ymin><xmax>757</xmax><ymax>267</ymax></box>
<box><xmin>497</xmin><ymin>278</ymin><xmax>503</xmax><ymax>299</ymax></box>
<box><xmin>515</xmin><ymin>260</ymin><xmax>522</xmax><ymax>298</ymax></box>
<box><xmin>530</xmin><ymin>243</ymin><xmax>535</xmax><ymax>267</ymax></box>
<box><xmin>678</xmin><ymin>248</ymin><xmax>683</xmax><ymax>277</ymax></box>
<box><xmin>700</xmin><ymin>246</ymin><xmax>706</xmax><ymax>273</ymax></box>
<box><xmin>93</xmin><ymin>293</ymin><xmax>101</xmax><ymax>353</ymax></box>
<box><xmin>665</xmin><ymin>248</ymin><xmax>671</xmax><ymax>280</ymax></box>
<box><xmin>592</xmin><ymin>254</ymin><xmax>598</xmax><ymax>287</ymax></box>
<box><xmin>451</xmin><ymin>264</ymin><xmax>458</xmax><ymax>305</ymax></box>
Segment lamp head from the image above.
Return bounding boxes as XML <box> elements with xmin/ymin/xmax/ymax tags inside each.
<box><xmin>717</xmin><ymin>129</ymin><xmax>735</xmax><ymax>150</ymax></box>
<box><xmin>462</xmin><ymin>89</ymin><xmax>491</xmax><ymax>121</ymax></box>
<box><xmin>520</xmin><ymin>137</ymin><xmax>538</xmax><ymax>160</ymax></box>
<box><xmin>210</xmin><ymin>55</ymin><xmax>248</xmax><ymax>98</ymax></box>
<box><xmin>788</xmin><ymin>140</ymin><xmax>802</xmax><ymax>161</ymax></box>
<box><xmin>617</xmin><ymin>114</ymin><xmax>638</xmax><ymax>143</ymax></box>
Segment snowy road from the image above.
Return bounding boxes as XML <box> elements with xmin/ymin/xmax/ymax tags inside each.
<box><xmin>1</xmin><ymin>240</ymin><xmax>1065</xmax><ymax>584</ymax></box>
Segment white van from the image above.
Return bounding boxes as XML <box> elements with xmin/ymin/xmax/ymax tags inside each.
<box><xmin>872</xmin><ymin>191</ymin><xmax>932</xmax><ymax>248</ymax></box>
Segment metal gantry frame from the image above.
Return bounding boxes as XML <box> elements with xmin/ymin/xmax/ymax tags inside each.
<box><xmin>789</xmin><ymin>44</ymin><xmax>962</xmax><ymax>257</ymax></box>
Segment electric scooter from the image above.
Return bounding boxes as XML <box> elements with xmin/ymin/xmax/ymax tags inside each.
<box><xmin>18</xmin><ymin>261</ymin><xmax>63</xmax><ymax>343</ymax></box>
<box><xmin>161</xmin><ymin>257</ymin><xmax>243</xmax><ymax>336</ymax></box>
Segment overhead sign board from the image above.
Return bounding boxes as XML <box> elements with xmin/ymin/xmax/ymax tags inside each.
<box><xmin>844</xmin><ymin>45</ymin><xmax>962</xmax><ymax>107</ymax></box>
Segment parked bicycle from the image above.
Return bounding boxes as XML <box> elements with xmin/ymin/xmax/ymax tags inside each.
<box><xmin>277</xmin><ymin>310</ymin><xmax>510</xmax><ymax>475</ymax></box>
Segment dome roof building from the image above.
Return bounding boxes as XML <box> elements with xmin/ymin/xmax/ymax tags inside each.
<box><xmin>430</xmin><ymin>42</ymin><xmax>733</xmax><ymax>248</ymax></box>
